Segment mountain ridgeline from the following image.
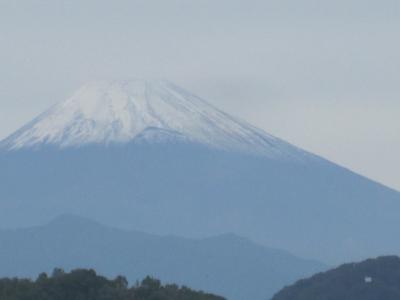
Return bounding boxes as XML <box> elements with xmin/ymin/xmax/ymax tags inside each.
<box><xmin>272</xmin><ymin>256</ymin><xmax>400</xmax><ymax>300</ymax></box>
<box><xmin>0</xmin><ymin>268</ymin><xmax>225</xmax><ymax>300</ymax></box>
<box><xmin>0</xmin><ymin>215</ymin><xmax>324</xmax><ymax>300</ymax></box>
<box><xmin>0</xmin><ymin>80</ymin><xmax>399</xmax><ymax>265</ymax></box>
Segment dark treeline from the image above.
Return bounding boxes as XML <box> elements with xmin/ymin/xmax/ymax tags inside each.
<box><xmin>272</xmin><ymin>256</ymin><xmax>400</xmax><ymax>300</ymax></box>
<box><xmin>0</xmin><ymin>268</ymin><xmax>226</xmax><ymax>300</ymax></box>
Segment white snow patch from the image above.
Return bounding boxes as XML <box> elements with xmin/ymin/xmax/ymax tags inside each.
<box><xmin>0</xmin><ymin>80</ymin><xmax>314</xmax><ymax>161</ymax></box>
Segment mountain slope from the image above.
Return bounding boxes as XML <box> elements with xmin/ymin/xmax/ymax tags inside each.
<box><xmin>272</xmin><ymin>256</ymin><xmax>400</xmax><ymax>300</ymax></box>
<box><xmin>0</xmin><ymin>80</ymin><xmax>399</xmax><ymax>264</ymax></box>
<box><xmin>0</xmin><ymin>215</ymin><xmax>325</xmax><ymax>300</ymax></box>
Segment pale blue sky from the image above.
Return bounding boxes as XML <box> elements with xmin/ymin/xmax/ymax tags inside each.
<box><xmin>0</xmin><ymin>0</ymin><xmax>399</xmax><ymax>189</ymax></box>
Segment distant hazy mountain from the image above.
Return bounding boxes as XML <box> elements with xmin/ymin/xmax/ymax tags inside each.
<box><xmin>272</xmin><ymin>256</ymin><xmax>400</xmax><ymax>300</ymax></box>
<box><xmin>0</xmin><ymin>215</ymin><xmax>324</xmax><ymax>300</ymax></box>
<box><xmin>0</xmin><ymin>80</ymin><xmax>399</xmax><ymax>263</ymax></box>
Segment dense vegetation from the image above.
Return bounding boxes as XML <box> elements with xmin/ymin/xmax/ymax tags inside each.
<box><xmin>272</xmin><ymin>256</ymin><xmax>400</xmax><ymax>300</ymax></box>
<box><xmin>0</xmin><ymin>269</ymin><xmax>225</xmax><ymax>300</ymax></box>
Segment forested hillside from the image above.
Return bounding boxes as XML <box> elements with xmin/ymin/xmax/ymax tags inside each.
<box><xmin>0</xmin><ymin>269</ymin><xmax>225</xmax><ymax>300</ymax></box>
<box><xmin>272</xmin><ymin>256</ymin><xmax>400</xmax><ymax>300</ymax></box>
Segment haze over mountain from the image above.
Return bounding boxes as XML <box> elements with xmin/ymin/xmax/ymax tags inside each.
<box><xmin>0</xmin><ymin>80</ymin><xmax>399</xmax><ymax>264</ymax></box>
<box><xmin>0</xmin><ymin>214</ymin><xmax>325</xmax><ymax>300</ymax></box>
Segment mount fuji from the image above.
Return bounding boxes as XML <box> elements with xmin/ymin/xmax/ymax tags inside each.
<box><xmin>0</xmin><ymin>80</ymin><xmax>399</xmax><ymax>264</ymax></box>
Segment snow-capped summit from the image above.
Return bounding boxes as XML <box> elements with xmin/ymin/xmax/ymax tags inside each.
<box><xmin>1</xmin><ymin>80</ymin><xmax>309</xmax><ymax>160</ymax></box>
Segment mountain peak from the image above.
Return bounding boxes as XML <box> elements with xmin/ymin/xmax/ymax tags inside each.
<box><xmin>0</xmin><ymin>80</ymin><xmax>311</xmax><ymax>160</ymax></box>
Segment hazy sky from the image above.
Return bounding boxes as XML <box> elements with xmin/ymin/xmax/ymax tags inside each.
<box><xmin>0</xmin><ymin>0</ymin><xmax>399</xmax><ymax>190</ymax></box>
